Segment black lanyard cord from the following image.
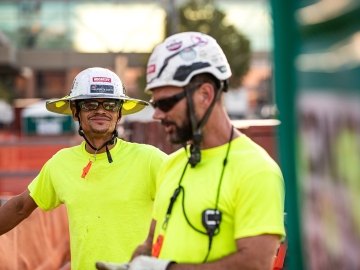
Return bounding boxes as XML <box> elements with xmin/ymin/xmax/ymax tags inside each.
<box><xmin>162</xmin><ymin>126</ymin><xmax>235</xmax><ymax>261</ymax></box>
<box><xmin>215</xmin><ymin>126</ymin><xmax>234</xmax><ymax>209</ymax></box>
<box><xmin>162</xmin><ymin>160</ymin><xmax>189</xmax><ymax>230</ymax></box>
<box><xmin>82</xmin><ymin>132</ymin><xmax>117</xmax><ymax>163</ymax></box>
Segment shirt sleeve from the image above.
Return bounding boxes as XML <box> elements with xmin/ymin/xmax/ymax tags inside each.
<box><xmin>233</xmin><ymin>166</ymin><xmax>286</xmax><ymax>239</ymax></box>
<box><xmin>148</xmin><ymin>147</ymin><xmax>168</xmax><ymax>200</ymax></box>
<box><xmin>28</xmin><ymin>160</ymin><xmax>62</xmax><ymax>211</ymax></box>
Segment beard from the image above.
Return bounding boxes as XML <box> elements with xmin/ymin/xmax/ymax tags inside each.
<box><xmin>163</xmin><ymin>117</ymin><xmax>193</xmax><ymax>144</ymax></box>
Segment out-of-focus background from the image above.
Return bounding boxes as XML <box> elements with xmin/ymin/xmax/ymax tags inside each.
<box><xmin>0</xmin><ymin>0</ymin><xmax>274</xmax><ymax>138</ymax></box>
<box><xmin>0</xmin><ymin>0</ymin><xmax>359</xmax><ymax>269</ymax></box>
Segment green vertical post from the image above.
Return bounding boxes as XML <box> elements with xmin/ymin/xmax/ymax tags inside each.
<box><xmin>270</xmin><ymin>1</ymin><xmax>304</xmax><ymax>269</ymax></box>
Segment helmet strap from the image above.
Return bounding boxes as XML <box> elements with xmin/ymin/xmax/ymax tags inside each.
<box><xmin>185</xmin><ymin>81</ymin><xmax>225</xmax><ymax>167</ymax></box>
<box><xmin>185</xmin><ymin>86</ymin><xmax>201</xmax><ymax>167</ymax></box>
<box><xmin>79</xmin><ymin>127</ymin><xmax>117</xmax><ymax>163</ymax></box>
<box><xmin>76</xmin><ymin>108</ymin><xmax>118</xmax><ymax>163</ymax></box>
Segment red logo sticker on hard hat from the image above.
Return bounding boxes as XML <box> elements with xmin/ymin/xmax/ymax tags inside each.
<box><xmin>166</xmin><ymin>40</ymin><xmax>182</xmax><ymax>51</ymax></box>
<box><xmin>147</xmin><ymin>64</ymin><xmax>156</xmax><ymax>74</ymax></box>
<box><xmin>191</xmin><ymin>35</ymin><xmax>208</xmax><ymax>46</ymax></box>
<box><xmin>93</xmin><ymin>77</ymin><xmax>111</xmax><ymax>83</ymax></box>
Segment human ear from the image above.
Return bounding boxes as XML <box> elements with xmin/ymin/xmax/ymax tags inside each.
<box><xmin>70</xmin><ymin>102</ymin><xmax>79</xmax><ymax>121</ymax></box>
<box><xmin>199</xmin><ymin>83</ymin><xmax>215</xmax><ymax>106</ymax></box>
<box><xmin>117</xmin><ymin>111</ymin><xmax>122</xmax><ymax>123</ymax></box>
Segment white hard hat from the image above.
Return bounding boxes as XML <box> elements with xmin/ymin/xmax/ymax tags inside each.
<box><xmin>145</xmin><ymin>32</ymin><xmax>232</xmax><ymax>92</ymax></box>
<box><xmin>46</xmin><ymin>67</ymin><xmax>148</xmax><ymax>115</ymax></box>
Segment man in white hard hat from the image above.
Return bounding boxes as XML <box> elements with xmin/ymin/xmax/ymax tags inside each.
<box><xmin>0</xmin><ymin>67</ymin><xmax>167</xmax><ymax>270</ymax></box>
<box><xmin>96</xmin><ymin>32</ymin><xmax>285</xmax><ymax>270</ymax></box>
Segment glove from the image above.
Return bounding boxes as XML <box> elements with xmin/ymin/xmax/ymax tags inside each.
<box><xmin>96</xmin><ymin>256</ymin><xmax>174</xmax><ymax>270</ymax></box>
<box><xmin>130</xmin><ymin>256</ymin><xmax>174</xmax><ymax>270</ymax></box>
<box><xmin>95</xmin><ymin>261</ymin><xmax>129</xmax><ymax>270</ymax></box>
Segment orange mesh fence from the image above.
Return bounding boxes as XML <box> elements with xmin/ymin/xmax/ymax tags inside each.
<box><xmin>0</xmin><ymin>142</ymin><xmax>71</xmax><ymax>195</ymax></box>
<box><xmin>0</xmin><ymin>203</ymin><xmax>70</xmax><ymax>270</ymax></box>
<box><xmin>0</xmin><ymin>140</ymin><xmax>72</xmax><ymax>269</ymax></box>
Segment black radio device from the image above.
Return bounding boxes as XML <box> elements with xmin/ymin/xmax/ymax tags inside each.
<box><xmin>202</xmin><ymin>209</ymin><xmax>222</xmax><ymax>236</ymax></box>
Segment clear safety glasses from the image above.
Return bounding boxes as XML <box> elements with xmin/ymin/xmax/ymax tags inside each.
<box><xmin>78</xmin><ymin>100</ymin><xmax>123</xmax><ymax>112</ymax></box>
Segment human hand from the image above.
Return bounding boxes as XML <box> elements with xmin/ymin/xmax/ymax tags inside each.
<box><xmin>131</xmin><ymin>242</ymin><xmax>152</xmax><ymax>260</ymax></box>
<box><xmin>96</xmin><ymin>255</ymin><xmax>173</xmax><ymax>270</ymax></box>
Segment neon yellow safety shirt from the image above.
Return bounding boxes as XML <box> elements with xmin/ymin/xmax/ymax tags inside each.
<box><xmin>29</xmin><ymin>139</ymin><xmax>167</xmax><ymax>270</ymax></box>
<box><xmin>152</xmin><ymin>135</ymin><xmax>285</xmax><ymax>262</ymax></box>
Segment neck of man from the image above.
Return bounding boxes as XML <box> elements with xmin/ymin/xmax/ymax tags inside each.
<box><xmin>199</xmin><ymin>108</ymin><xmax>241</xmax><ymax>150</ymax></box>
<box><xmin>84</xmin><ymin>133</ymin><xmax>117</xmax><ymax>154</ymax></box>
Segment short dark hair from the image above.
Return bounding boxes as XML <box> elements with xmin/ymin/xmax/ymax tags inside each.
<box><xmin>189</xmin><ymin>73</ymin><xmax>228</xmax><ymax>92</ymax></box>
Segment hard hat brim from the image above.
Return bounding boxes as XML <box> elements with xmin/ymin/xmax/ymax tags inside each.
<box><xmin>46</xmin><ymin>95</ymin><xmax>149</xmax><ymax>116</ymax></box>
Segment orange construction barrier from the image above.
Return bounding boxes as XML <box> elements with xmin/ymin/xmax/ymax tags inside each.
<box><xmin>0</xmin><ymin>203</ymin><xmax>70</xmax><ymax>269</ymax></box>
<box><xmin>0</xmin><ymin>140</ymin><xmax>71</xmax><ymax>195</ymax></box>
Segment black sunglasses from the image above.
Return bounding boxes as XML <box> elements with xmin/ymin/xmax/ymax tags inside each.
<box><xmin>78</xmin><ymin>100</ymin><xmax>123</xmax><ymax>112</ymax></box>
<box><xmin>150</xmin><ymin>91</ymin><xmax>187</xmax><ymax>112</ymax></box>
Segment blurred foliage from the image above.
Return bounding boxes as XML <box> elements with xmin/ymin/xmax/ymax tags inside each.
<box><xmin>166</xmin><ymin>0</ymin><xmax>251</xmax><ymax>88</ymax></box>
<box><xmin>0</xmin><ymin>76</ymin><xmax>14</xmax><ymax>103</ymax></box>
<box><xmin>138</xmin><ymin>0</ymin><xmax>252</xmax><ymax>98</ymax></box>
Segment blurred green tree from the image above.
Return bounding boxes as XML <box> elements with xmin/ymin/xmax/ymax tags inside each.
<box><xmin>138</xmin><ymin>0</ymin><xmax>251</xmax><ymax>99</ymax></box>
<box><xmin>166</xmin><ymin>0</ymin><xmax>251</xmax><ymax>88</ymax></box>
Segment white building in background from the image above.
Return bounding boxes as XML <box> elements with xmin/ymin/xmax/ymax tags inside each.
<box><xmin>0</xmin><ymin>0</ymin><xmax>273</xmax><ymax>124</ymax></box>
<box><xmin>223</xmin><ymin>88</ymin><xmax>248</xmax><ymax>119</ymax></box>
<box><xmin>0</xmin><ymin>100</ymin><xmax>14</xmax><ymax>126</ymax></box>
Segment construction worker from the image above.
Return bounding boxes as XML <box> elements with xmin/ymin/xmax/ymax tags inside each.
<box><xmin>0</xmin><ymin>67</ymin><xmax>167</xmax><ymax>269</ymax></box>
<box><xmin>96</xmin><ymin>32</ymin><xmax>285</xmax><ymax>270</ymax></box>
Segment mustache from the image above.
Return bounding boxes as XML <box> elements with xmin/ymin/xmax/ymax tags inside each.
<box><xmin>161</xmin><ymin>120</ymin><xmax>176</xmax><ymax>126</ymax></box>
<box><xmin>89</xmin><ymin>113</ymin><xmax>112</xmax><ymax>120</ymax></box>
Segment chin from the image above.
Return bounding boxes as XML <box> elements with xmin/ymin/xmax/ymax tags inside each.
<box><xmin>169</xmin><ymin>135</ymin><xmax>186</xmax><ymax>145</ymax></box>
<box><xmin>92</xmin><ymin>128</ymin><xmax>111</xmax><ymax>135</ymax></box>
<box><xmin>167</xmin><ymin>133</ymin><xmax>179</xmax><ymax>144</ymax></box>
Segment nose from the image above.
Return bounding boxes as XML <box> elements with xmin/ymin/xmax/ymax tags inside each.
<box><xmin>152</xmin><ymin>107</ymin><xmax>165</xmax><ymax>121</ymax></box>
<box><xmin>95</xmin><ymin>102</ymin><xmax>107</xmax><ymax>112</ymax></box>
